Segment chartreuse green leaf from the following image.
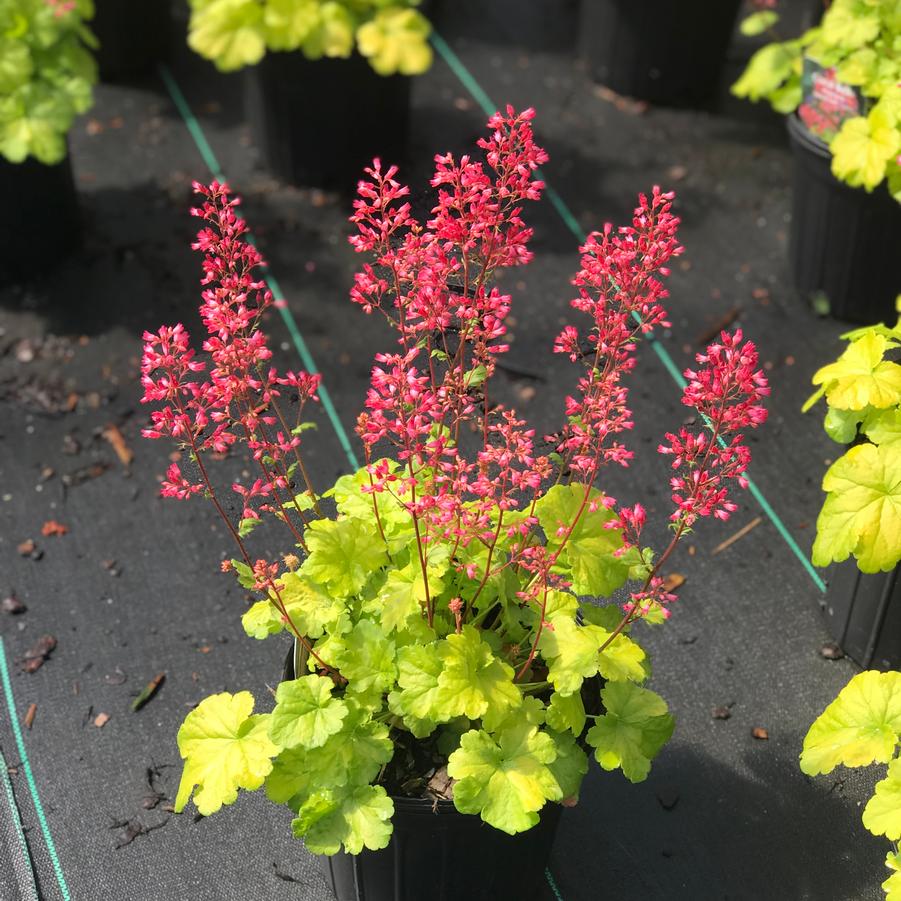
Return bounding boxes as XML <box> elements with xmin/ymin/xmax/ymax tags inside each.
<box><xmin>269</xmin><ymin>675</ymin><xmax>349</xmax><ymax>750</ymax></box>
<box><xmin>437</xmin><ymin>626</ymin><xmax>521</xmax><ymax>731</ymax></box>
<box><xmin>536</xmin><ymin>484</ymin><xmax>630</xmax><ymax>596</ymax></box>
<box><xmin>820</xmin><ymin>1</ymin><xmax>880</xmax><ymax>50</ymax></box>
<box><xmin>293</xmin><ymin>785</ymin><xmax>394</xmax><ymax>855</ymax></box>
<box><xmin>545</xmin><ymin>691</ymin><xmax>586</xmax><ymax>736</ymax></box>
<box><xmin>266</xmin><ymin>702</ymin><xmax>393</xmax><ymax>808</ymax></box>
<box><xmin>884</xmin><ymin>852</ymin><xmax>901</xmax><ymax>901</ymax></box>
<box><xmin>598</xmin><ymin>632</ymin><xmax>649</xmax><ymax>684</ymax></box>
<box><xmin>812</xmin><ymin>443</ymin><xmax>901</xmax><ymax>572</ymax></box>
<box><xmin>546</xmin><ymin>729</ymin><xmax>589</xmax><ymax>802</ymax></box>
<box><xmin>241</xmin><ymin>598</ymin><xmax>283</xmax><ymax>639</ymax></box>
<box><xmin>740</xmin><ymin>10</ymin><xmax>779</xmax><ymax>36</ymax></box>
<box><xmin>447</xmin><ymin>714</ymin><xmax>562</xmax><ymax>834</ymax></box>
<box><xmin>864</xmin><ymin>408</ymin><xmax>901</xmax><ymax>445</ymax></box>
<box><xmin>356</xmin><ymin>7</ymin><xmax>432</xmax><ymax>75</ymax></box>
<box><xmin>334</xmin><ymin>619</ymin><xmax>397</xmax><ymax>695</ymax></box>
<box><xmin>539</xmin><ymin>610</ymin><xmax>607</xmax><ymax>696</ymax></box>
<box><xmin>824</xmin><ymin>406</ymin><xmax>866</xmax><ymax>444</ymax></box>
<box><xmin>175</xmin><ymin>692</ymin><xmax>279</xmax><ymax>816</ymax></box>
<box><xmin>301</xmin><ymin>1</ymin><xmax>354</xmax><ymax>59</ymax></box>
<box><xmin>376</xmin><ymin>550</ymin><xmax>448</xmax><ymax>633</ymax></box>
<box><xmin>800</xmin><ymin>671</ymin><xmax>901</xmax><ymax>775</ymax></box>
<box><xmin>261</xmin><ymin>0</ymin><xmax>318</xmax><ymax>51</ymax></box>
<box><xmin>241</xmin><ymin>573</ymin><xmax>344</xmax><ymax>640</ymax></box>
<box><xmin>812</xmin><ymin>333</ymin><xmax>901</xmax><ymax>412</ymax></box>
<box><xmin>863</xmin><ymin>757</ymin><xmax>901</xmax><ymax>840</ymax></box>
<box><xmin>831</xmin><ymin>109</ymin><xmax>901</xmax><ymax>191</ymax></box>
<box><xmin>301</xmin><ymin>517</ymin><xmax>388</xmax><ymax>598</ymax></box>
<box><xmin>586</xmin><ymin>682</ymin><xmax>674</xmax><ymax>783</ymax></box>
<box><xmin>387</xmin><ymin>642</ymin><xmax>445</xmax><ymax>737</ymax></box>
<box><xmin>188</xmin><ymin>0</ymin><xmax>266</xmax><ymax>72</ymax></box>
<box><xmin>731</xmin><ymin>42</ymin><xmax>799</xmax><ymax>101</ymax></box>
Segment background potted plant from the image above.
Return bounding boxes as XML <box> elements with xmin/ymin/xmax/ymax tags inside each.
<box><xmin>140</xmin><ymin>108</ymin><xmax>769</xmax><ymax>900</ymax></box>
<box><xmin>801</xmin><ymin>670</ymin><xmax>901</xmax><ymax>901</ymax></box>
<box><xmin>92</xmin><ymin>0</ymin><xmax>171</xmax><ymax>81</ymax></box>
<box><xmin>804</xmin><ymin>310</ymin><xmax>901</xmax><ymax>668</ymax></box>
<box><xmin>187</xmin><ymin>0</ymin><xmax>433</xmax><ymax>189</ymax></box>
<box><xmin>578</xmin><ymin>0</ymin><xmax>743</xmax><ymax>106</ymax></box>
<box><xmin>0</xmin><ymin>0</ymin><xmax>96</xmax><ymax>279</ymax></box>
<box><xmin>732</xmin><ymin>0</ymin><xmax>901</xmax><ymax>323</ymax></box>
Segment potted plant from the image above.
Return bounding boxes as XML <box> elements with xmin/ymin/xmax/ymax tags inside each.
<box><xmin>804</xmin><ymin>312</ymin><xmax>901</xmax><ymax>668</ymax></box>
<box><xmin>0</xmin><ymin>0</ymin><xmax>96</xmax><ymax>280</ymax></box>
<box><xmin>92</xmin><ymin>0</ymin><xmax>171</xmax><ymax>81</ymax></box>
<box><xmin>801</xmin><ymin>670</ymin><xmax>901</xmax><ymax>901</ymax></box>
<box><xmin>578</xmin><ymin>0</ymin><xmax>743</xmax><ymax>106</ymax></box>
<box><xmin>187</xmin><ymin>0</ymin><xmax>432</xmax><ymax>189</ymax></box>
<box><xmin>732</xmin><ymin>0</ymin><xmax>901</xmax><ymax>324</ymax></box>
<box><xmin>139</xmin><ymin>108</ymin><xmax>770</xmax><ymax>899</ymax></box>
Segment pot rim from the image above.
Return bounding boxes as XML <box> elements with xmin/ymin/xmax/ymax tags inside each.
<box><xmin>786</xmin><ymin>111</ymin><xmax>831</xmax><ymax>160</ymax></box>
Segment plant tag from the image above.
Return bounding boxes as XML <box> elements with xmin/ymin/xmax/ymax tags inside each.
<box><xmin>798</xmin><ymin>59</ymin><xmax>863</xmax><ymax>142</ymax></box>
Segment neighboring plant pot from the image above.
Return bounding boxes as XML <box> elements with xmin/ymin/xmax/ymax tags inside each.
<box><xmin>824</xmin><ymin>563</ymin><xmax>901</xmax><ymax>670</ymax></box>
<box><xmin>0</xmin><ymin>154</ymin><xmax>81</xmax><ymax>283</ymax></box>
<box><xmin>93</xmin><ymin>0</ymin><xmax>171</xmax><ymax>81</ymax></box>
<box><xmin>282</xmin><ymin>646</ymin><xmax>562</xmax><ymax>901</ymax></box>
<box><xmin>578</xmin><ymin>0</ymin><xmax>742</xmax><ymax>105</ymax></box>
<box><xmin>787</xmin><ymin>114</ymin><xmax>901</xmax><ymax>324</ymax></box>
<box><xmin>245</xmin><ymin>52</ymin><xmax>411</xmax><ymax>191</ymax></box>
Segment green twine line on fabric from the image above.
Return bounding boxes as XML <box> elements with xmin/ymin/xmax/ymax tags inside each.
<box><xmin>0</xmin><ymin>636</ymin><xmax>71</xmax><ymax>901</ymax></box>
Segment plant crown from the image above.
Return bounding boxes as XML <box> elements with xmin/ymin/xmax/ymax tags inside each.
<box><xmin>0</xmin><ymin>0</ymin><xmax>97</xmax><ymax>164</ymax></box>
<box><xmin>187</xmin><ymin>0</ymin><xmax>432</xmax><ymax>75</ymax></box>
<box><xmin>805</xmin><ymin>306</ymin><xmax>901</xmax><ymax>573</ymax></box>
<box><xmin>141</xmin><ymin>108</ymin><xmax>769</xmax><ymax>854</ymax></box>
<box><xmin>733</xmin><ymin>0</ymin><xmax>901</xmax><ymax>198</ymax></box>
<box><xmin>801</xmin><ymin>670</ymin><xmax>901</xmax><ymax>901</ymax></box>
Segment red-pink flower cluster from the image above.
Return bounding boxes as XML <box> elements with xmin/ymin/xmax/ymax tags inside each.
<box><xmin>554</xmin><ymin>188</ymin><xmax>683</xmax><ymax>476</ymax></box>
<box><xmin>659</xmin><ymin>329</ymin><xmax>769</xmax><ymax>528</ymax></box>
<box><xmin>140</xmin><ymin>182</ymin><xmax>321</xmax><ymax>530</ymax></box>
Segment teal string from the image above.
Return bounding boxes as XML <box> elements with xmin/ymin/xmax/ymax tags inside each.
<box><xmin>157</xmin><ymin>64</ymin><xmax>360</xmax><ymax>472</ymax></box>
<box><xmin>429</xmin><ymin>30</ymin><xmax>826</xmax><ymax>594</ymax></box>
<box><xmin>0</xmin><ymin>636</ymin><xmax>70</xmax><ymax>900</ymax></box>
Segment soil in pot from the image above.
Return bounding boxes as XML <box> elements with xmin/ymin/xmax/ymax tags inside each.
<box><xmin>824</xmin><ymin>562</ymin><xmax>901</xmax><ymax>670</ymax></box>
<box><xmin>787</xmin><ymin>114</ymin><xmax>901</xmax><ymax>324</ymax></box>
<box><xmin>578</xmin><ymin>0</ymin><xmax>742</xmax><ymax>106</ymax></box>
<box><xmin>93</xmin><ymin>0</ymin><xmax>172</xmax><ymax>82</ymax></box>
<box><xmin>281</xmin><ymin>646</ymin><xmax>564</xmax><ymax>901</ymax></box>
<box><xmin>245</xmin><ymin>52</ymin><xmax>411</xmax><ymax>192</ymax></box>
<box><xmin>0</xmin><ymin>154</ymin><xmax>81</xmax><ymax>284</ymax></box>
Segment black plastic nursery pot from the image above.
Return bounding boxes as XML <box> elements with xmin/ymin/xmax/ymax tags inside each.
<box><xmin>92</xmin><ymin>0</ymin><xmax>171</xmax><ymax>81</ymax></box>
<box><xmin>787</xmin><ymin>114</ymin><xmax>901</xmax><ymax>324</ymax></box>
<box><xmin>0</xmin><ymin>154</ymin><xmax>81</xmax><ymax>283</ymax></box>
<box><xmin>578</xmin><ymin>0</ymin><xmax>742</xmax><ymax>105</ymax></box>
<box><xmin>245</xmin><ymin>52</ymin><xmax>411</xmax><ymax>191</ymax></box>
<box><xmin>281</xmin><ymin>647</ymin><xmax>563</xmax><ymax>901</ymax></box>
<box><xmin>824</xmin><ymin>562</ymin><xmax>901</xmax><ymax>670</ymax></box>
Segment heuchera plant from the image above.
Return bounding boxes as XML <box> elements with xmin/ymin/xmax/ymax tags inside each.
<box><xmin>801</xmin><ymin>670</ymin><xmax>901</xmax><ymax>901</ymax></box>
<box><xmin>732</xmin><ymin>0</ymin><xmax>901</xmax><ymax>198</ymax></box>
<box><xmin>0</xmin><ymin>0</ymin><xmax>97</xmax><ymax>164</ymax></box>
<box><xmin>187</xmin><ymin>0</ymin><xmax>432</xmax><ymax>75</ymax></box>
<box><xmin>140</xmin><ymin>108</ymin><xmax>769</xmax><ymax>854</ymax></box>
<box><xmin>805</xmin><ymin>308</ymin><xmax>901</xmax><ymax>572</ymax></box>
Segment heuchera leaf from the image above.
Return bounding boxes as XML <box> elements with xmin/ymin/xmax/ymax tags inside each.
<box><xmin>546</xmin><ymin>729</ymin><xmax>589</xmax><ymax>802</ymax></box>
<box><xmin>864</xmin><ymin>408</ymin><xmax>901</xmax><ymax>445</ymax></box>
<box><xmin>447</xmin><ymin>716</ymin><xmax>562</xmax><ymax>834</ymax></box>
<box><xmin>535</xmin><ymin>485</ymin><xmax>630</xmax><ymax>596</ymax></box>
<box><xmin>585</xmin><ymin>682</ymin><xmax>675</xmax><ymax>783</ymax></box>
<box><xmin>266</xmin><ymin>703</ymin><xmax>393</xmax><ymax>808</ymax></box>
<box><xmin>188</xmin><ymin>0</ymin><xmax>267</xmax><ymax>72</ymax></box>
<box><xmin>174</xmin><ymin>692</ymin><xmax>279</xmax><ymax>816</ymax></box>
<box><xmin>545</xmin><ymin>691</ymin><xmax>586</xmax><ymax>736</ymax></box>
<box><xmin>268</xmin><ymin>675</ymin><xmax>349</xmax><ymax>750</ymax></box>
<box><xmin>301</xmin><ymin>517</ymin><xmax>389</xmax><ymax>598</ymax></box>
<box><xmin>812</xmin><ymin>443</ymin><xmax>901</xmax><ymax>572</ymax></box>
<box><xmin>436</xmin><ymin>626</ymin><xmax>521</xmax><ymax>731</ymax></box>
<box><xmin>356</xmin><ymin>7</ymin><xmax>433</xmax><ymax>76</ymax></box>
<box><xmin>539</xmin><ymin>613</ymin><xmax>607</xmax><ymax>696</ymax></box>
<box><xmin>884</xmin><ymin>852</ymin><xmax>901</xmax><ymax>901</ymax></box>
<box><xmin>812</xmin><ymin>333</ymin><xmax>901</xmax><ymax>412</ymax></box>
<box><xmin>387</xmin><ymin>642</ymin><xmax>445</xmax><ymax>738</ymax></box>
<box><xmin>597</xmin><ymin>632</ymin><xmax>649</xmax><ymax>684</ymax></box>
<box><xmin>293</xmin><ymin>785</ymin><xmax>394</xmax><ymax>855</ymax></box>
<box><xmin>740</xmin><ymin>10</ymin><xmax>779</xmax><ymax>36</ymax></box>
<box><xmin>800</xmin><ymin>671</ymin><xmax>901</xmax><ymax>775</ymax></box>
<box><xmin>731</xmin><ymin>42</ymin><xmax>799</xmax><ymax>101</ymax></box>
<box><xmin>863</xmin><ymin>757</ymin><xmax>901</xmax><ymax>841</ymax></box>
<box><xmin>830</xmin><ymin>110</ymin><xmax>901</xmax><ymax>191</ymax></box>
<box><xmin>334</xmin><ymin>619</ymin><xmax>397</xmax><ymax>695</ymax></box>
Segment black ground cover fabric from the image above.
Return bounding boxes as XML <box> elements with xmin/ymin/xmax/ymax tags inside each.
<box><xmin>0</xmin><ymin>2</ymin><xmax>887</xmax><ymax>899</ymax></box>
